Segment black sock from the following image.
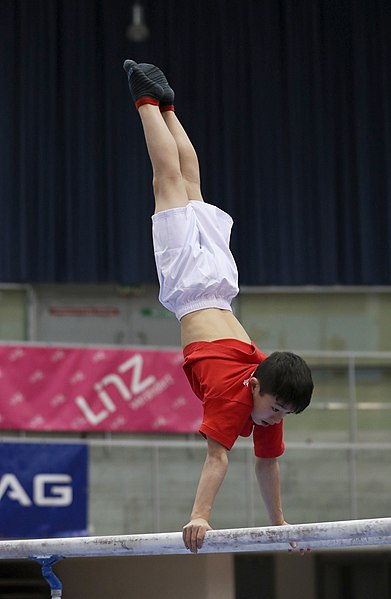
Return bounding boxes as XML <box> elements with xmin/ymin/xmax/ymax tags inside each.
<box><xmin>123</xmin><ymin>60</ymin><xmax>164</xmax><ymax>109</ymax></box>
<box><xmin>137</xmin><ymin>63</ymin><xmax>175</xmax><ymax>111</ymax></box>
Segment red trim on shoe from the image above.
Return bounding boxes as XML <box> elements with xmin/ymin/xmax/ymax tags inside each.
<box><xmin>135</xmin><ymin>97</ymin><xmax>160</xmax><ymax>109</ymax></box>
<box><xmin>160</xmin><ymin>104</ymin><xmax>175</xmax><ymax>113</ymax></box>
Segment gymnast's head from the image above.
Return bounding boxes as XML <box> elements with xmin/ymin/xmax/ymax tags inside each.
<box><xmin>250</xmin><ymin>352</ymin><xmax>313</xmax><ymax>426</ymax></box>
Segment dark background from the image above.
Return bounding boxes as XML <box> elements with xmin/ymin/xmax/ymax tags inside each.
<box><xmin>1</xmin><ymin>0</ymin><xmax>390</xmax><ymax>285</ymax></box>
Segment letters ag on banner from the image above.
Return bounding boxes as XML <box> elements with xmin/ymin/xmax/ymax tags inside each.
<box><xmin>0</xmin><ymin>443</ymin><xmax>88</xmax><ymax>538</ymax></box>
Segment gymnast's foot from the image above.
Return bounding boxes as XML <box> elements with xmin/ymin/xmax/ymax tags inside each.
<box><xmin>123</xmin><ymin>59</ymin><xmax>164</xmax><ymax>109</ymax></box>
<box><xmin>138</xmin><ymin>63</ymin><xmax>175</xmax><ymax>112</ymax></box>
<box><xmin>123</xmin><ymin>60</ymin><xmax>175</xmax><ymax>112</ymax></box>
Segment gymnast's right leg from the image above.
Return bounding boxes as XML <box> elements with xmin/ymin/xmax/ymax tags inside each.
<box><xmin>161</xmin><ymin>110</ymin><xmax>203</xmax><ymax>203</ymax></box>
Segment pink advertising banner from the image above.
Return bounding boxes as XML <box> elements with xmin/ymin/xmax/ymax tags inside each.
<box><xmin>0</xmin><ymin>344</ymin><xmax>202</xmax><ymax>433</ymax></box>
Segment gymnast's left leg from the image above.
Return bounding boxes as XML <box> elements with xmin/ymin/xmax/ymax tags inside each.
<box><xmin>123</xmin><ymin>60</ymin><xmax>189</xmax><ymax>214</ymax></box>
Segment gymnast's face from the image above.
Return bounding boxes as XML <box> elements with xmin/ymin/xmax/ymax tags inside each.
<box><xmin>250</xmin><ymin>377</ymin><xmax>294</xmax><ymax>427</ymax></box>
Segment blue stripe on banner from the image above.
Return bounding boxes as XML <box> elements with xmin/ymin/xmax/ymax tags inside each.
<box><xmin>0</xmin><ymin>443</ymin><xmax>88</xmax><ymax>538</ymax></box>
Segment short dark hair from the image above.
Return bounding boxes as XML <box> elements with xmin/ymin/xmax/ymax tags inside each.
<box><xmin>253</xmin><ymin>351</ymin><xmax>313</xmax><ymax>414</ymax></box>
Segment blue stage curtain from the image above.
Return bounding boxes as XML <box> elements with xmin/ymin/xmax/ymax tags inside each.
<box><xmin>0</xmin><ymin>0</ymin><xmax>390</xmax><ymax>285</ymax></box>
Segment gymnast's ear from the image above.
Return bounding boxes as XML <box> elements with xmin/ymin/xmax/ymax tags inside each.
<box><xmin>250</xmin><ymin>377</ymin><xmax>260</xmax><ymax>394</ymax></box>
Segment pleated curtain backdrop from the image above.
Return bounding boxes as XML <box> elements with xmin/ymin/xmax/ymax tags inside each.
<box><xmin>0</xmin><ymin>0</ymin><xmax>390</xmax><ymax>285</ymax></box>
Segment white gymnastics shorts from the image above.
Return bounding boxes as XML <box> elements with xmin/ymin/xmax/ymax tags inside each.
<box><xmin>152</xmin><ymin>201</ymin><xmax>239</xmax><ymax>320</ymax></box>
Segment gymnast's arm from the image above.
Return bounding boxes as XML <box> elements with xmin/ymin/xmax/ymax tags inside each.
<box><xmin>255</xmin><ymin>457</ymin><xmax>302</xmax><ymax>551</ymax></box>
<box><xmin>182</xmin><ymin>437</ymin><xmax>228</xmax><ymax>553</ymax></box>
<box><xmin>255</xmin><ymin>457</ymin><xmax>286</xmax><ymax>525</ymax></box>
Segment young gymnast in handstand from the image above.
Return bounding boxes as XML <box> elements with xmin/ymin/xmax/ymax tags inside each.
<box><xmin>123</xmin><ymin>60</ymin><xmax>314</xmax><ymax>553</ymax></box>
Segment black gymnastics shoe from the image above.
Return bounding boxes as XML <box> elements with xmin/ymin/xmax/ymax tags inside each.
<box><xmin>123</xmin><ymin>59</ymin><xmax>164</xmax><ymax>109</ymax></box>
<box><xmin>137</xmin><ymin>62</ymin><xmax>175</xmax><ymax>111</ymax></box>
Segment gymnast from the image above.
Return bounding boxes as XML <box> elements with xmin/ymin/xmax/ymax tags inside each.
<box><xmin>123</xmin><ymin>60</ymin><xmax>314</xmax><ymax>554</ymax></box>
